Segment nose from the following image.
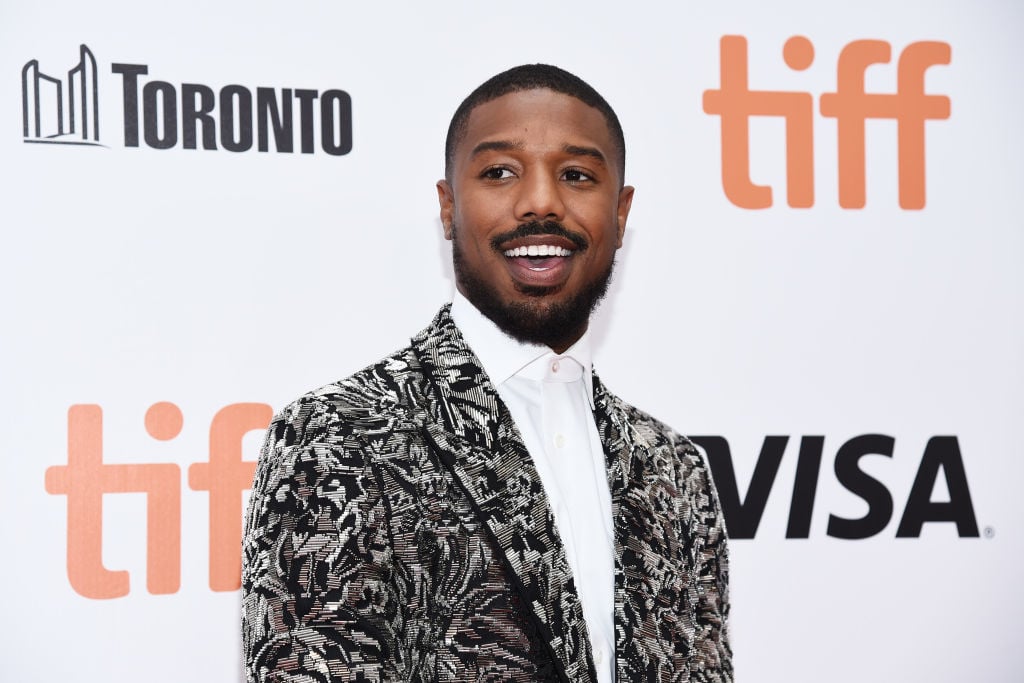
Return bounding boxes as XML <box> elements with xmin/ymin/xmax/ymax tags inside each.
<box><xmin>514</xmin><ymin>170</ymin><xmax>565</xmax><ymax>222</ymax></box>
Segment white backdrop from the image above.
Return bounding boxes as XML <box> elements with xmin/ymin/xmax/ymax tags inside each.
<box><xmin>1</xmin><ymin>1</ymin><xmax>1021</xmax><ymax>681</ymax></box>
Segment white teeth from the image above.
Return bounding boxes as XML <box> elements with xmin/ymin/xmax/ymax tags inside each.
<box><xmin>503</xmin><ymin>245</ymin><xmax>573</xmax><ymax>257</ymax></box>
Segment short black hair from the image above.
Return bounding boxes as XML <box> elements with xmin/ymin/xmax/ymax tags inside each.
<box><xmin>444</xmin><ymin>64</ymin><xmax>626</xmax><ymax>184</ymax></box>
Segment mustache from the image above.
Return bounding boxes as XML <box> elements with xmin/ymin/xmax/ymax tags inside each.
<box><xmin>489</xmin><ymin>221</ymin><xmax>588</xmax><ymax>252</ymax></box>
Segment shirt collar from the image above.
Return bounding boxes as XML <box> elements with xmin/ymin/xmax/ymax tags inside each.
<box><xmin>450</xmin><ymin>290</ymin><xmax>596</xmax><ymax>408</ymax></box>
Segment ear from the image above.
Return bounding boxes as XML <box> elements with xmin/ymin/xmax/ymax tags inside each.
<box><xmin>437</xmin><ymin>179</ymin><xmax>455</xmax><ymax>240</ymax></box>
<box><xmin>615</xmin><ymin>185</ymin><xmax>634</xmax><ymax>248</ymax></box>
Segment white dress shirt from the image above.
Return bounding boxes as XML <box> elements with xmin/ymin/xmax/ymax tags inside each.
<box><xmin>451</xmin><ymin>291</ymin><xmax>615</xmax><ymax>683</ymax></box>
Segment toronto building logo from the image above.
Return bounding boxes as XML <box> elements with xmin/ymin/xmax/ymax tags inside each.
<box><xmin>20</xmin><ymin>44</ymin><xmax>352</xmax><ymax>155</ymax></box>
<box><xmin>22</xmin><ymin>44</ymin><xmax>101</xmax><ymax>146</ymax></box>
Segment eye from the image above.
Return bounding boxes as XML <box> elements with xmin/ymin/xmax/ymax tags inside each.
<box><xmin>481</xmin><ymin>166</ymin><xmax>515</xmax><ymax>180</ymax></box>
<box><xmin>562</xmin><ymin>168</ymin><xmax>594</xmax><ymax>183</ymax></box>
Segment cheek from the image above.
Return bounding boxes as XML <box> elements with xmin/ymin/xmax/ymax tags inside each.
<box><xmin>455</xmin><ymin>206</ymin><xmax>504</xmax><ymax>251</ymax></box>
<box><xmin>569</xmin><ymin>193</ymin><xmax>619</xmax><ymax>221</ymax></box>
<box><xmin>573</xmin><ymin>204</ymin><xmax>623</xmax><ymax>246</ymax></box>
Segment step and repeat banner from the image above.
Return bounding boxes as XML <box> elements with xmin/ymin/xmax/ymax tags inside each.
<box><xmin>1</xmin><ymin>1</ymin><xmax>1020</xmax><ymax>681</ymax></box>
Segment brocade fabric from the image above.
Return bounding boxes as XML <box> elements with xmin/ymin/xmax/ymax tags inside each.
<box><xmin>242</xmin><ymin>305</ymin><xmax>732</xmax><ymax>682</ymax></box>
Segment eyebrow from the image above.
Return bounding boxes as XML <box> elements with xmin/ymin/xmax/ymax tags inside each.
<box><xmin>470</xmin><ymin>140</ymin><xmax>524</xmax><ymax>157</ymax></box>
<box><xmin>562</xmin><ymin>144</ymin><xmax>607</xmax><ymax>165</ymax></box>
<box><xmin>468</xmin><ymin>140</ymin><xmax>608</xmax><ymax>166</ymax></box>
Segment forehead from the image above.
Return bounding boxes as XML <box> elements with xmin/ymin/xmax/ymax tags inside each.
<box><xmin>456</xmin><ymin>88</ymin><xmax>616</xmax><ymax>162</ymax></box>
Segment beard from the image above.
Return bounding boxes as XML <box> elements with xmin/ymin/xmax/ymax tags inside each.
<box><xmin>451</xmin><ymin>220</ymin><xmax>615</xmax><ymax>351</ymax></box>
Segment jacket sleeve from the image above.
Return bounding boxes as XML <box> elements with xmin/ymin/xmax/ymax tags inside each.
<box><xmin>686</xmin><ymin>439</ymin><xmax>734</xmax><ymax>683</ymax></box>
<box><xmin>242</xmin><ymin>397</ymin><xmax>399</xmax><ymax>683</ymax></box>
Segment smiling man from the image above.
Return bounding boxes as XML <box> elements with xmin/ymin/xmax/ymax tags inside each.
<box><xmin>243</xmin><ymin>65</ymin><xmax>732</xmax><ymax>683</ymax></box>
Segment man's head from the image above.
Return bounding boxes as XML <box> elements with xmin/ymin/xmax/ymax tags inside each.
<box><xmin>437</xmin><ymin>64</ymin><xmax>634</xmax><ymax>353</ymax></box>
<box><xmin>444</xmin><ymin>64</ymin><xmax>627</xmax><ymax>186</ymax></box>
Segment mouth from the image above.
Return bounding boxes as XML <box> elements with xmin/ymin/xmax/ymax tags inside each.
<box><xmin>485</xmin><ymin>221</ymin><xmax>589</xmax><ymax>292</ymax></box>
<box><xmin>496</xmin><ymin>234</ymin><xmax>579</xmax><ymax>289</ymax></box>
<box><xmin>502</xmin><ymin>243</ymin><xmax>574</xmax><ymax>270</ymax></box>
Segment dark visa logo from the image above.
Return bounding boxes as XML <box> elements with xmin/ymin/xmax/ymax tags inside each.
<box><xmin>22</xmin><ymin>44</ymin><xmax>352</xmax><ymax>155</ymax></box>
<box><xmin>693</xmin><ymin>434</ymin><xmax>980</xmax><ymax>539</ymax></box>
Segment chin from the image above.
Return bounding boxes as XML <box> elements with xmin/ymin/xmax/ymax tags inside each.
<box><xmin>454</xmin><ymin>247</ymin><xmax>614</xmax><ymax>350</ymax></box>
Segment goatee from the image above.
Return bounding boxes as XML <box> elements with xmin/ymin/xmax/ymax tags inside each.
<box><xmin>451</xmin><ymin>221</ymin><xmax>615</xmax><ymax>351</ymax></box>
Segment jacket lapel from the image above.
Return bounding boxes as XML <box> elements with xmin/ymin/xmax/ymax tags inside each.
<box><xmin>593</xmin><ymin>377</ymin><xmax>695</xmax><ymax>680</ymax></box>
<box><xmin>412</xmin><ymin>306</ymin><xmax>596</xmax><ymax>683</ymax></box>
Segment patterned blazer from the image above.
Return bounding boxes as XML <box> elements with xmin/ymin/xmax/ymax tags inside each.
<box><xmin>242</xmin><ymin>306</ymin><xmax>731</xmax><ymax>682</ymax></box>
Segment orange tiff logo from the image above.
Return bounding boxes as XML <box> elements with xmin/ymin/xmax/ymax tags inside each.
<box><xmin>44</xmin><ymin>402</ymin><xmax>272</xmax><ymax>599</ymax></box>
<box><xmin>703</xmin><ymin>35</ymin><xmax>951</xmax><ymax>209</ymax></box>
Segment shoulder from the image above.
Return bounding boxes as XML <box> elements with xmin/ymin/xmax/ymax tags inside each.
<box><xmin>602</xmin><ymin>388</ymin><xmax>718</xmax><ymax>502</ymax></box>
<box><xmin>248</xmin><ymin>344</ymin><xmax>432</xmax><ymax>530</ymax></box>
<box><xmin>605</xmin><ymin>391</ymin><xmax>730</xmax><ymax>561</ymax></box>
<box><xmin>272</xmin><ymin>345</ymin><xmax>426</xmax><ymax>440</ymax></box>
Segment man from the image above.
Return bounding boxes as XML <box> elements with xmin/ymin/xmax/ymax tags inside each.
<box><xmin>243</xmin><ymin>64</ymin><xmax>731</xmax><ymax>683</ymax></box>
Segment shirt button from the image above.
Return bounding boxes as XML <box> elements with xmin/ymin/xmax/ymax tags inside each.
<box><xmin>554</xmin><ymin>433</ymin><xmax>566</xmax><ymax>448</ymax></box>
<box><xmin>551</xmin><ymin>359</ymin><xmax>560</xmax><ymax>373</ymax></box>
<box><xmin>595</xmin><ymin>649</ymin><xmax>605</xmax><ymax>665</ymax></box>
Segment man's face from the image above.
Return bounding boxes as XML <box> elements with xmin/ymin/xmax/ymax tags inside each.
<box><xmin>437</xmin><ymin>88</ymin><xmax>634</xmax><ymax>352</ymax></box>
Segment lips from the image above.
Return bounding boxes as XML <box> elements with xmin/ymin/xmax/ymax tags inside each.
<box><xmin>496</xmin><ymin>234</ymin><xmax>579</xmax><ymax>289</ymax></box>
